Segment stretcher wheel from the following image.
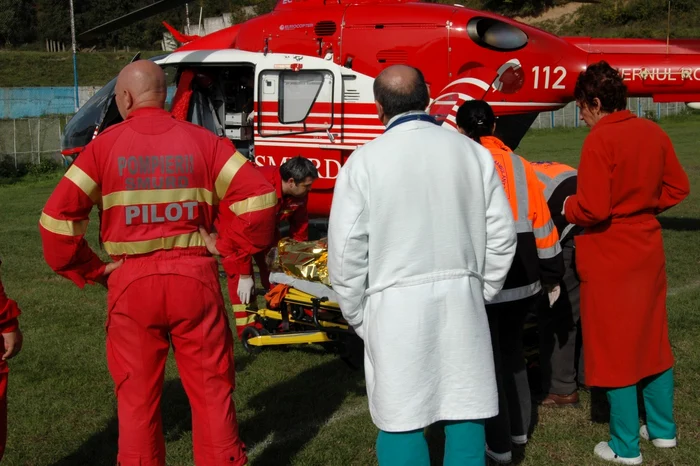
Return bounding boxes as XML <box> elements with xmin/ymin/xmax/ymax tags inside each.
<box><xmin>241</xmin><ymin>327</ymin><xmax>269</xmax><ymax>355</ymax></box>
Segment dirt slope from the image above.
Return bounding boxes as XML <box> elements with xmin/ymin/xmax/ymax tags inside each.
<box><xmin>513</xmin><ymin>2</ymin><xmax>586</xmax><ymax>25</ymax></box>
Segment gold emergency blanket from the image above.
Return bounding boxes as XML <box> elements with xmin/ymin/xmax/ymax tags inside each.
<box><xmin>268</xmin><ymin>237</ymin><xmax>331</xmax><ymax>286</ymax></box>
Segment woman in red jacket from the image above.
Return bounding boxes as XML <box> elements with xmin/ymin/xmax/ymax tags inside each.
<box><xmin>564</xmin><ymin>61</ymin><xmax>690</xmax><ymax>464</ymax></box>
<box><xmin>0</xmin><ymin>258</ymin><xmax>23</xmax><ymax>461</ymax></box>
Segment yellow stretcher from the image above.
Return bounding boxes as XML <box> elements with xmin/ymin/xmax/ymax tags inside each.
<box><xmin>239</xmin><ymin>285</ymin><xmax>542</xmax><ymax>374</ymax></box>
<box><xmin>239</xmin><ymin>287</ymin><xmax>363</xmax><ymax>368</ymax></box>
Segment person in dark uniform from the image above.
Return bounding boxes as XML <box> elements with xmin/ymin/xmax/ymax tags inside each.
<box><xmin>530</xmin><ymin>161</ymin><xmax>585</xmax><ymax>407</ymax></box>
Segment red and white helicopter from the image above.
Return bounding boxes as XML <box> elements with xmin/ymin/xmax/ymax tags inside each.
<box><xmin>64</xmin><ymin>0</ymin><xmax>700</xmax><ymax>219</ymax></box>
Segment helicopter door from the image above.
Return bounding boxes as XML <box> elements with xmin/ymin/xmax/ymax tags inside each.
<box><xmin>257</xmin><ymin>69</ymin><xmax>335</xmax><ymax>138</ymax></box>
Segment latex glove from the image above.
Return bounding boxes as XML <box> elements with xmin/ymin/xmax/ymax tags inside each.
<box><xmin>237</xmin><ymin>275</ymin><xmax>255</xmax><ymax>304</ymax></box>
<box><xmin>547</xmin><ymin>284</ymin><xmax>561</xmax><ymax>308</ymax></box>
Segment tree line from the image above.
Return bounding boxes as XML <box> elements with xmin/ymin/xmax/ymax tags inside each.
<box><xmin>0</xmin><ymin>0</ymin><xmax>266</xmax><ymax>49</ymax></box>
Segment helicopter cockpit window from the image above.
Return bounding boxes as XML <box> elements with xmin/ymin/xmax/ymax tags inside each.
<box><xmin>467</xmin><ymin>17</ymin><xmax>528</xmax><ymax>51</ymax></box>
<box><xmin>279</xmin><ymin>71</ymin><xmax>325</xmax><ymax>124</ymax></box>
<box><xmin>258</xmin><ymin>68</ymin><xmax>334</xmax><ymax>137</ymax></box>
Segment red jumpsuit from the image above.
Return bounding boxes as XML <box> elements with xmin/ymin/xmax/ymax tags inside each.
<box><xmin>0</xmin><ymin>272</ymin><xmax>20</xmax><ymax>462</ymax></box>
<box><xmin>564</xmin><ymin>110</ymin><xmax>690</xmax><ymax>387</ymax></box>
<box><xmin>39</xmin><ymin>107</ymin><xmax>277</xmax><ymax>466</ymax></box>
<box><xmin>232</xmin><ymin>166</ymin><xmax>309</xmax><ymax>338</ymax></box>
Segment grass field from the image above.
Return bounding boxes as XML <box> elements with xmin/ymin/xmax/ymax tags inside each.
<box><xmin>0</xmin><ymin>51</ymin><xmax>166</xmax><ymax>88</ymax></box>
<box><xmin>0</xmin><ymin>116</ymin><xmax>698</xmax><ymax>466</ymax></box>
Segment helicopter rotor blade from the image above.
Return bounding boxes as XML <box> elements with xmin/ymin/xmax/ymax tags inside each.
<box><xmin>79</xmin><ymin>0</ymin><xmax>192</xmax><ymax>40</ymax></box>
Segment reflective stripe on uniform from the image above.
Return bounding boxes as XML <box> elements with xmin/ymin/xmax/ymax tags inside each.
<box><xmin>102</xmin><ymin>231</ymin><xmax>205</xmax><ymax>255</ymax></box>
<box><xmin>544</xmin><ymin>171</ymin><xmax>577</xmax><ymax>200</ymax></box>
<box><xmin>560</xmin><ymin>223</ymin><xmax>576</xmax><ymax>243</ymax></box>
<box><xmin>102</xmin><ymin>187</ymin><xmax>215</xmax><ymax>210</ymax></box>
<box><xmin>535</xmin><ymin>171</ymin><xmax>549</xmax><ymax>185</ymax></box>
<box><xmin>510</xmin><ymin>153</ymin><xmax>529</xmax><ymax>223</ymax></box>
<box><xmin>39</xmin><ymin>212</ymin><xmax>89</xmax><ymax>236</ymax></box>
<box><xmin>537</xmin><ymin>242</ymin><xmax>562</xmax><ymax>259</ymax></box>
<box><xmin>533</xmin><ymin>219</ymin><xmax>555</xmax><ymax>239</ymax></box>
<box><xmin>230</xmin><ymin>191</ymin><xmax>278</xmax><ymax>216</ymax></box>
<box><xmin>215</xmin><ymin>152</ymin><xmax>249</xmax><ymax>201</ymax></box>
<box><xmin>534</xmin><ymin>169</ymin><xmax>576</xmax><ymax>201</ymax></box>
<box><xmin>515</xmin><ymin>219</ymin><xmax>532</xmax><ymax>233</ymax></box>
<box><xmin>235</xmin><ymin>315</ymin><xmax>257</xmax><ymax>326</ymax></box>
<box><xmin>489</xmin><ymin>281</ymin><xmax>542</xmax><ymax>304</ymax></box>
<box><xmin>233</xmin><ymin>303</ymin><xmax>256</xmax><ymax>326</ymax></box>
<box><xmin>65</xmin><ymin>164</ymin><xmax>101</xmax><ymax>205</ymax></box>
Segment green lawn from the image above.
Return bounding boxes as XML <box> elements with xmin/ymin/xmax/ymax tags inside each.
<box><xmin>0</xmin><ymin>51</ymin><xmax>166</xmax><ymax>88</ymax></box>
<box><xmin>0</xmin><ymin>116</ymin><xmax>698</xmax><ymax>465</ymax></box>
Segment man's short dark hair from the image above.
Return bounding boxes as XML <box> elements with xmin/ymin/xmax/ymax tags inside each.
<box><xmin>279</xmin><ymin>156</ymin><xmax>319</xmax><ymax>183</ymax></box>
<box><xmin>373</xmin><ymin>66</ymin><xmax>430</xmax><ymax>120</ymax></box>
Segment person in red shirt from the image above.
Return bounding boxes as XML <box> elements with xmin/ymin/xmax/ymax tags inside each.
<box><xmin>0</xmin><ymin>259</ymin><xmax>22</xmax><ymax>462</ymax></box>
<box><xmin>564</xmin><ymin>61</ymin><xmax>689</xmax><ymax>464</ymax></box>
<box><xmin>233</xmin><ymin>156</ymin><xmax>318</xmax><ymax>338</ymax></box>
<box><xmin>39</xmin><ymin>60</ymin><xmax>276</xmax><ymax>466</ymax></box>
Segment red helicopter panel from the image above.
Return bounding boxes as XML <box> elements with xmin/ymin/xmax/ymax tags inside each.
<box><xmin>64</xmin><ymin>0</ymin><xmax>700</xmax><ymax>221</ymax></box>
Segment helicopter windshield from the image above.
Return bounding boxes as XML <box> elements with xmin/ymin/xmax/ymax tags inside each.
<box><xmin>61</xmin><ymin>54</ymin><xmax>169</xmax><ymax>153</ymax></box>
<box><xmin>61</xmin><ymin>76</ymin><xmax>117</xmax><ymax>152</ymax></box>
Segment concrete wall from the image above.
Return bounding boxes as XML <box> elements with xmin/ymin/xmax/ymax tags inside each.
<box><xmin>0</xmin><ymin>87</ymin><xmax>102</xmax><ymax>119</ymax></box>
<box><xmin>1</xmin><ymin>86</ymin><xmax>176</xmax><ymax>119</ymax></box>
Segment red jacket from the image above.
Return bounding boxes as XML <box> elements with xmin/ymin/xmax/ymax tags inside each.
<box><xmin>0</xmin><ymin>271</ymin><xmax>20</xmax><ymax>334</ymax></box>
<box><xmin>564</xmin><ymin>110</ymin><xmax>689</xmax><ymax>386</ymax></box>
<box><xmin>39</xmin><ymin>107</ymin><xmax>277</xmax><ymax>286</ymax></box>
<box><xmin>258</xmin><ymin>166</ymin><xmax>309</xmax><ymax>242</ymax></box>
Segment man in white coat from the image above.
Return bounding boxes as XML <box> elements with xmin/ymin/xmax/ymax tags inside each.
<box><xmin>327</xmin><ymin>65</ymin><xmax>518</xmax><ymax>465</ymax></box>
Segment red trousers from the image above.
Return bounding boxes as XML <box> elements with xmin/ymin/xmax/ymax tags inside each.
<box><xmin>106</xmin><ymin>254</ymin><xmax>247</xmax><ymax>466</ymax></box>
<box><xmin>0</xmin><ymin>361</ymin><xmax>7</xmax><ymax>462</ymax></box>
<box><xmin>229</xmin><ymin>249</ymin><xmax>271</xmax><ymax>339</ymax></box>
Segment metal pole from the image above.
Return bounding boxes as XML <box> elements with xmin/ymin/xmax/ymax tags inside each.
<box><xmin>13</xmin><ymin>119</ymin><xmax>17</xmax><ymax>168</ymax></box>
<box><xmin>27</xmin><ymin>119</ymin><xmax>32</xmax><ymax>162</ymax></box>
<box><xmin>38</xmin><ymin>119</ymin><xmax>41</xmax><ymax>163</ymax></box>
<box><xmin>69</xmin><ymin>0</ymin><xmax>79</xmax><ymax>112</ymax></box>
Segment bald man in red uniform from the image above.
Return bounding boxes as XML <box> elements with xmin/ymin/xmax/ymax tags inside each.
<box><xmin>40</xmin><ymin>60</ymin><xmax>276</xmax><ymax>466</ymax></box>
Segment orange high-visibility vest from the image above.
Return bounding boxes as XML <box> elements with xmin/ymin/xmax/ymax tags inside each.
<box><xmin>480</xmin><ymin>136</ymin><xmax>564</xmax><ymax>303</ymax></box>
<box><xmin>530</xmin><ymin>161</ymin><xmax>580</xmax><ymax>244</ymax></box>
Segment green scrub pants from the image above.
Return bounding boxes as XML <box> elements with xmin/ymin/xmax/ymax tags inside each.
<box><xmin>376</xmin><ymin>420</ymin><xmax>485</xmax><ymax>466</ymax></box>
<box><xmin>606</xmin><ymin>368</ymin><xmax>676</xmax><ymax>458</ymax></box>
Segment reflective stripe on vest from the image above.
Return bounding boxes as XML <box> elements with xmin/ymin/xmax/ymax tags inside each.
<box><xmin>488</xmin><ymin>281</ymin><xmax>542</xmax><ymax>305</ymax></box>
<box><xmin>510</xmin><ymin>153</ymin><xmax>530</xmax><ymax>230</ymax></box>
<box><xmin>535</xmin><ymin>170</ymin><xmax>577</xmax><ymax>201</ymax></box>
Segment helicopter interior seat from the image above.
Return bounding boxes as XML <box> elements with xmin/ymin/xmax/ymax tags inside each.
<box><xmin>170</xmin><ymin>65</ymin><xmax>256</xmax><ymax>158</ymax></box>
<box><xmin>187</xmin><ymin>71</ymin><xmax>226</xmax><ymax>138</ymax></box>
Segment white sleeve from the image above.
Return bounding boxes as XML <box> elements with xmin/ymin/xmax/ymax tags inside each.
<box><xmin>327</xmin><ymin>159</ymin><xmax>370</xmax><ymax>339</ymax></box>
<box><xmin>479</xmin><ymin>149</ymin><xmax>517</xmax><ymax>302</ymax></box>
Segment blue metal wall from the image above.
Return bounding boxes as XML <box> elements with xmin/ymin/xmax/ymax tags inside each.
<box><xmin>1</xmin><ymin>87</ymin><xmax>176</xmax><ymax>119</ymax></box>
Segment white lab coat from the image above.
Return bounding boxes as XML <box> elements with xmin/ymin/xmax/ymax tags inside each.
<box><xmin>328</xmin><ymin>112</ymin><xmax>517</xmax><ymax>432</ymax></box>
